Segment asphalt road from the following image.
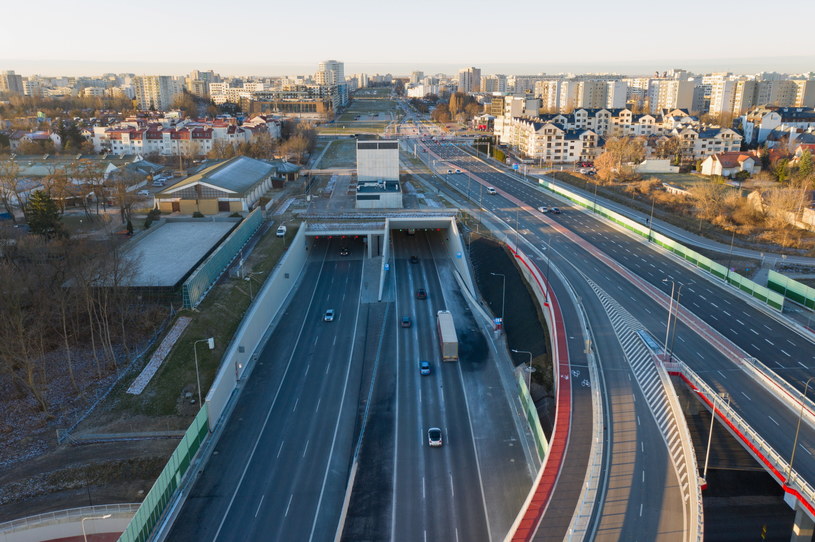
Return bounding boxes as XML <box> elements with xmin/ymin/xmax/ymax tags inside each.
<box><xmin>420</xmin><ymin>141</ymin><xmax>815</xmax><ymax>537</ymax></box>
<box><xmin>168</xmin><ymin>238</ymin><xmax>366</xmax><ymax>542</ymax></box>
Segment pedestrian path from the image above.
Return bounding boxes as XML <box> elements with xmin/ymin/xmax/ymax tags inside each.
<box><xmin>127</xmin><ymin>316</ymin><xmax>192</xmax><ymax>395</ymax></box>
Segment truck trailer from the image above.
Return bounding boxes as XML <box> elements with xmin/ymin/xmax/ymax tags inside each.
<box><xmin>436</xmin><ymin>310</ymin><xmax>459</xmax><ymax>361</ymax></box>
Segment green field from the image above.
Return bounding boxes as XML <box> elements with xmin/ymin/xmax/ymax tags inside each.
<box><xmin>314</xmin><ymin>138</ymin><xmax>358</xmax><ymax>169</ymax></box>
<box><xmin>319</xmin><ymin>88</ymin><xmax>402</xmax><ymax>135</ymax></box>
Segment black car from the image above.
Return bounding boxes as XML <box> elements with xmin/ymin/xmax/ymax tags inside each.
<box><xmin>416</xmin><ymin>288</ymin><xmax>427</xmax><ymax>300</ymax></box>
<box><xmin>410</xmin><ymin>255</ymin><xmax>419</xmax><ymax>264</ymax></box>
<box><xmin>339</xmin><ymin>247</ymin><xmax>350</xmax><ymax>256</ymax></box>
<box><xmin>550</xmin><ymin>207</ymin><xmax>561</xmax><ymax>214</ymax></box>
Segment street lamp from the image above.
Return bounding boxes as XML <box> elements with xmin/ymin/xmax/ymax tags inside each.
<box><xmin>647</xmin><ymin>196</ymin><xmax>656</xmax><ymax>242</ymax></box>
<box><xmin>82</xmin><ymin>513</ymin><xmax>111</xmax><ymax>542</ymax></box>
<box><xmin>193</xmin><ymin>337</ymin><xmax>215</xmax><ymax>408</ymax></box>
<box><xmin>787</xmin><ymin>376</ymin><xmax>815</xmax><ymax>487</ymax></box>
<box><xmin>511</xmin><ymin>349</ymin><xmax>535</xmax><ymax>390</ymax></box>
<box><xmin>725</xmin><ymin>230</ymin><xmax>736</xmax><ymax>283</ymax></box>
<box><xmin>703</xmin><ymin>392</ymin><xmax>730</xmax><ymax>479</ymax></box>
<box><xmin>490</xmin><ymin>272</ymin><xmax>506</xmax><ymax>323</ymax></box>
<box><xmin>662</xmin><ymin>278</ymin><xmax>683</xmax><ymax>362</ymax></box>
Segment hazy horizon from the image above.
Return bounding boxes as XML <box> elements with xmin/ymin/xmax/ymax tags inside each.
<box><xmin>2</xmin><ymin>0</ymin><xmax>813</xmax><ymax>79</ymax></box>
<box><xmin>1</xmin><ymin>55</ymin><xmax>813</xmax><ymax>79</ymax></box>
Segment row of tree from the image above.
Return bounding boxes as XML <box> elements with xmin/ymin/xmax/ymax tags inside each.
<box><xmin>0</xmin><ymin>232</ymin><xmax>165</xmax><ymax>413</ymax></box>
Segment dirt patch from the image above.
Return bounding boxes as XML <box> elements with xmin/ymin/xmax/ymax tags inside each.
<box><xmin>467</xmin><ymin>233</ymin><xmax>556</xmax><ymax>437</ymax></box>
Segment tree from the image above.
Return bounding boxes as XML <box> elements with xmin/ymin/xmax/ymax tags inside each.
<box><xmin>595</xmin><ymin>137</ymin><xmax>646</xmax><ymax>182</ymax></box>
<box><xmin>27</xmin><ymin>190</ymin><xmax>66</xmax><ymax>239</ymax></box>
<box><xmin>689</xmin><ymin>181</ymin><xmax>730</xmax><ymax>221</ymax></box>
<box><xmin>797</xmin><ymin>150</ymin><xmax>813</xmax><ymax>178</ymax></box>
<box><xmin>0</xmin><ymin>159</ymin><xmax>22</xmax><ymax>221</ymax></box>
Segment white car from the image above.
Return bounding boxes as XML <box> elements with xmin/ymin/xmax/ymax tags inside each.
<box><xmin>137</xmin><ymin>189</ymin><xmax>150</xmax><ymax>197</ymax></box>
<box><xmin>538</xmin><ymin>206</ymin><xmax>549</xmax><ymax>213</ymax></box>
<box><xmin>427</xmin><ymin>427</ymin><xmax>443</xmax><ymax>447</ymax></box>
<box><xmin>486</xmin><ymin>187</ymin><xmax>497</xmax><ymax>195</ymax></box>
<box><xmin>324</xmin><ymin>309</ymin><xmax>335</xmax><ymax>322</ymax></box>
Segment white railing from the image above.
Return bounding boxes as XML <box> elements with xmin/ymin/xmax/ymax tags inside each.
<box><xmin>0</xmin><ymin>504</ymin><xmax>138</xmax><ymax>534</ymax></box>
<box><xmin>738</xmin><ymin>355</ymin><xmax>815</xmax><ymax>430</ymax></box>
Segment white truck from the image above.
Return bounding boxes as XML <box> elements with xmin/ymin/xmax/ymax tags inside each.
<box><xmin>436</xmin><ymin>310</ymin><xmax>458</xmax><ymax>361</ymax></box>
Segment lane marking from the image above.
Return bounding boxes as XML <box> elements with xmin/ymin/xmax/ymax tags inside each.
<box><xmin>285</xmin><ymin>494</ymin><xmax>293</xmax><ymax>517</ymax></box>
<box><xmin>769</xmin><ymin>416</ymin><xmax>779</xmax><ymax>426</ymax></box>
<box><xmin>741</xmin><ymin>391</ymin><xmax>751</xmax><ymax>401</ymax></box>
<box><xmin>303</xmin><ymin>439</ymin><xmax>309</xmax><ymax>457</ymax></box>
<box><xmin>255</xmin><ymin>494</ymin><xmax>265</xmax><ymax>518</ymax></box>
<box><xmin>781</xmin><ymin>350</ymin><xmax>791</xmax><ymax>357</ymax></box>
<box><xmin>277</xmin><ymin>441</ymin><xmax>285</xmax><ymax>458</ymax></box>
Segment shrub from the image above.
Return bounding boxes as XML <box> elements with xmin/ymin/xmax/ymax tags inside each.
<box><xmin>192</xmin><ymin>211</ymin><xmax>205</xmax><ymax>218</ymax></box>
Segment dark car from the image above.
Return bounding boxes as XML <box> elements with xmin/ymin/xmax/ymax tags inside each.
<box><xmin>401</xmin><ymin>316</ymin><xmax>412</xmax><ymax>328</ymax></box>
<box><xmin>410</xmin><ymin>255</ymin><xmax>419</xmax><ymax>264</ymax></box>
<box><xmin>416</xmin><ymin>288</ymin><xmax>427</xmax><ymax>299</ymax></box>
<box><xmin>550</xmin><ymin>207</ymin><xmax>561</xmax><ymax>214</ymax></box>
<box><xmin>419</xmin><ymin>360</ymin><xmax>431</xmax><ymax>375</ymax></box>
<box><xmin>339</xmin><ymin>247</ymin><xmax>350</xmax><ymax>256</ymax></box>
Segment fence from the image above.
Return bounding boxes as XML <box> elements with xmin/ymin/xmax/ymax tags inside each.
<box><xmin>768</xmin><ymin>269</ymin><xmax>815</xmax><ymax>310</ymax></box>
<box><xmin>117</xmin><ymin>406</ymin><xmax>209</xmax><ymax>542</ymax></box>
<box><xmin>181</xmin><ymin>209</ymin><xmax>263</xmax><ymax>309</ymax></box>
<box><xmin>534</xmin><ymin>176</ymin><xmax>785</xmax><ymax>311</ymax></box>
<box><xmin>517</xmin><ymin>374</ymin><xmax>548</xmax><ymax>461</ymax></box>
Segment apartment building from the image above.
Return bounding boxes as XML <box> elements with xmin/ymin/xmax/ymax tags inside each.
<box><xmin>92</xmin><ymin>115</ymin><xmax>280</xmax><ymax>156</ymax></box>
<box><xmin>481</xmin><ymin>74</ymin><xmax>507</xmax><ymax>93</ymax></box>
<box><xmin>133</xmin><ymin>75</ymin><xmax>183</xmax><ymax>111</ymax></box>
<box><xmin>316</xmin><ymin>60</ymin><xmax>345</xmax><ymax>86</ymax></box>
<box><xmin>647</xmin><ymin>79</ymin><xmax>695</xmax><ymax>114</ymax></box>
<box><xmin>0</xmin><ymin>70</ymin><xmax>24</xmax><ymax>94</ymax></box>
<box><xmin>509</xmin><ymin>118</ymin><xmax>600</xmax><ymax>163</ymax></box>
<box><xmin>673</xmin><ymin>126</ymin><xmax>742</xmax><ymax>162</ymax></box>
<box><xmin>742</xmin><ymin>106</ymin><xmax>815</xmax><ymax>144</ymax></box>
<box><xmin>458</xmin><ymin>67</ymin><xmax>481</xmax><ymax>93</ymax></box>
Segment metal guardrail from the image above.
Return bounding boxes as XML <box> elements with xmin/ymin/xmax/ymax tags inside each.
<box><xmin>0</xmin><ymin>504</ymin><xmax>139</xmax><ymax>534</ymax></box>
<box><xmin>676</xmin><ymin>360</ymin><xmax>815</xmax><ymax>519</ymax></box>
<box><xmin>739</xmin><ymin>355</ymin><xmax>815</xmax><ymax>430</ymax></box>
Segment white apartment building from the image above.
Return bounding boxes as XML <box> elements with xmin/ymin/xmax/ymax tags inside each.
<box><xmin>133</xmin><ymin>75</ymin><xmax>183</xmax><ymax>111</ymax></box>
<box><xmin>673</xmin><ymin>127</ymin><xmax>742</xmax><ymax>162</ymax></box>
<box><xmin>509</xmin><ymin>118</ymin><xmax>600</xmax><ymax>163</ymax></box>
<box><xmin>458</xmin><ymin>67</ymin><xmax>481</xmax><ymax>93</ymax></box>
<box><xmin>316</xmin><ymin>60</ymin><xmax>344</xmax><ymax>86</ymax></box>
<box><xmin>0</xmin><ymin>70</ymin><xmax>24</xmax><ymax>94</ymax></box>
<box><xmin>493</xmin><ymin>96</ymin><xmax>541</xmax><ymax>143</ymax></box>
<box><xmin>481</xmin><ymin>74</ymin><xmax>507</xmax><ymax>94</ymax></box>
<box><xmin>742</xmin><ymin>106</ymin><xmax>815</xmax><ymax>144</ymax></box>
<box><xmin>647</xmin><ymin>79</ymin><xmax>695</xmax><ymax>113</ymax></box>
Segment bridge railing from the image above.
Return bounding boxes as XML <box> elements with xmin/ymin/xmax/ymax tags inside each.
<box><xmin>738</xmin><ymin>355</ymin><xmax>815</xmax><ymax>430</ymax></box>
<box><xmin>674</xmin><ymin>360</ymin><xmax>815</xmax><ymax>518</ymax></box>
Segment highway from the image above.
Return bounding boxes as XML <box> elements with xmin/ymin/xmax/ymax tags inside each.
<box><xmin>418</xmin><ymin>139</ymin><xmax>815</xmax><ymax>535</ymax></box>
<box><xmin>168</xmin><ymin>239</ymin><xmax>367</xmax><ymax>541</ymax></box>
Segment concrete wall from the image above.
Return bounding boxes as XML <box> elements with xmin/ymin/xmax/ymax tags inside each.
<box><xmin>441</xmin><ymin>218</ymin><xmax>476</xmax><ymax>295</ymax></box>
<box><xmin>206</xmin><ymin>223</ymin><xmax>310</xmax><ymax>431</ymax></box>
<box><xmin>636</xmin><ymin>159</ymin><xmax>679</xmax><ymax>173</ymax></box>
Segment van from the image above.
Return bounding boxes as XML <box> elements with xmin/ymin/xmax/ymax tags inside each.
<box><xmin>276</xmin><ymin>225</ymin><xmax>287</xmax><ymax>237</ymax></box>
<box><xmin>486</xmin><ymin>187</ymin><xmax>497</xmax><ymax>195</ymax></box>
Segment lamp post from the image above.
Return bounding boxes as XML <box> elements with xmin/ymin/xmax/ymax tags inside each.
<box><xmin>193</xmin><ymin>337</ymin><xmax>215</xmax><ymax>408</ymax></box>
<box><xmin>725</xmin><ymin>230</ymin><xmax>736</xmax><ymax>283</ymax></box>
<box><xmin>787</xmin><ymin>376</ymin><xmax>815</xmax><ymax>487</ymax></box>
<box><xmin>703</xmin><ymin>392</ymin><xmax>730</xmax><ymax>479</ymax></box>
<box><xmin>593</xmin><ymin>182</ymin><xmax>599</xmax><ymax>213</ymax></box>
<box><xmin>511</xmin><ymin>349</ymin><xmax>534</xmax><ymax>390</ymax></box>
<box><xmin>82</xmin><ymin>514</ymin><xmax>111</xmax><ymax>542</ymax></box>
<box><xmin>491</xmin><ymin>272</ymin><xmax>506</xmax><ymax>323</ymax></box>
<box><xmin>662</xmin><ymin>278</ymin><xmax>683</xmax><ymax>362</ymax></box>
<box><xmin>647</xmin><ymin>196</ymin><xmax>656</xmax><ymax>242</ymax></box>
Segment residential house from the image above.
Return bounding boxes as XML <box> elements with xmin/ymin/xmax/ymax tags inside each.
<box><xmin>700</xmin><ymin>152</ymin><xmax>757</xmax><ymax>177</ymax></box>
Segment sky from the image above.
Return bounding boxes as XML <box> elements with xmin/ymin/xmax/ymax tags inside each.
<box><xmin>2</xmin><ymin>0</ymin><xmax>814</xmax><ymax>77</ymax></box>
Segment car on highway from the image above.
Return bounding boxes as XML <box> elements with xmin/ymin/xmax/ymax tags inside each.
<box><xmin>486</xmin><ymin>187</ymin><xmax>497</xmax><ymax>195</ymax></box>
<box><xmin>551</xmin><ymin>207</ymin><xmax>561</xmax><ymax>214</ymax></box>
<box><xmin>137</xmin><ymin>189</ymin><xmax>150</xmax><ymax>197</ymax></box>
<box><xmin>427</xmin><ymin>427</ymin><xmax>443</xmax><ymax>447</ymax></box>
<box><xmin>538</xmin><ymin>206</ymin><xmax>549</xmax><ymax>213</ymax></box>
<box><xmin>401</xmin><ymin>316</ymin><xmax>412</xmax><ymax>328</ymax></box>
<box><xmin>339</xmin><ymin>247</ymin><xmax>350</xmax><ymax>256</ymax></box>
<box><xmin>323</xmin><ymin>309</ymin><xmax>335</xmax><ymax>322</ymax></box>
<box><xmin>410</xmin><ymin>255</ymin><xmax>419</xmax><ymax>264</ymax></box>
<box><xmin>416</xmin><ymin>288</ymin><xmax>427</xmax><ymax>299</ymax></box>
<box><xmin>419</xmin><ymin>360</ymin><xmax>431</xmax><ymax>375</ymax></box>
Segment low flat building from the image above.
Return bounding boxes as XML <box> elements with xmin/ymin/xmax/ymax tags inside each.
<box><xmin>155</xmin><ymin>156</ymin><xmax>278</xmax><ymax>215</ymax></box>
<box><xmin>356</xmin><ymin>180</ymin><xmax>402</xmax><ymax>209</ymax></box>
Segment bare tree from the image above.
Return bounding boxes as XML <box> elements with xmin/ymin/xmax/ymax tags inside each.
<box><xmin>0</xmin><ymin>159</ymin><xmax>23</xmax><ymax>221</ymax></box>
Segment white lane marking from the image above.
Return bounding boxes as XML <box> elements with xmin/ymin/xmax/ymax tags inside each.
<box><xmin>640</xmin><ymin>503</ymin><xmax>644</xmax><ymax>516</ymax></box>
<box><xmin>637</xmin><ymin>415</ymin><xmax>641</xmax><ymax>426</ymax></box>
<box><xmin>316</xmin><ymin>397</ymin><xmax>322</xmax><ymax>410</ymax></box>
<box><xmin>285</xmin><ymin>494</ymin><xmax>294</xmax><ymax>517</ymax></box>
<box><xmin>762</xmin><ymin>324</ymin><xmax>772</xmax><ymax>330</ymax></box>
<box><xmin>641</xmin><ymin>441</ymin><xmax>644</xmax><ymax>453</ymax></box>
<box><xmin>450</xmin><ymin>473</ymin><xmax>455</xmax><ymax>498</ymax></box>
<box><xmin>642</xmin><ymin>470</ymin><xmax>645</xmax><ymax>483</ymax></box>
<box><xmin>765</xmin><ymin>339</ymin><xmax>775</xmax><ymax>346</ymax></box>
<box><xmin>303</xmin><ymin>439</ymin><xmax>309</xmax><ymax>457</ymax></box>
<box><xmin>711</xmin><ymin>302</ymin><xmax>719</xmax><ymax>309</ymax></box>
<box><xmin>333</xmin><ymin>336</ymin><xmax>337</xmax><ymax>346</ymax></box>
<box><xmin>422</xmin><ymin>477</ymin><xmax>426</xmax><ymax>500</ymax></box>
<box><xmin>717</xmin><ymin>370</ymin><xmax>727</xmax><ymax>379</ymax></box>
<box><xmin>781</xmin><ymin>350</ymin><xmax>791</xmax><ymax>357</ymax></box>
<box><xmin>787</xmin><ymin>339</ymin><xmax>796</xmax><ymax>346</ymax></box>
<box><xmin>255</xmin><ymin>494</ymin><xmax>265</xmax><ymax>517</ymax></box>
<box><xmin>678</xmin><ymin>336</ymin><xmax>686</xmax><ymax>343</ymax></box>
<box><xmin>799</xmin><ymin>362</ymin><xmax>809</xmax><ymax>369</ymax></box>
<box><xmin>730</xmin><ymin>329</ymin><xmax>738</xmax><ymax>335</ymax></box>
<box><xmin>723</xmin><ymin>310</ymin><xmax>731</xmax><ymax>316</ymax></box>
<box><xmin>293</xmin><ymin>397</ymin><xmax>299</xmax><ymax>412</ymax></box>
<box><xmin>710</xmin><ymin>315</ymin><xmax>718</xmax><ymax>321</ymax></box>
<box><xmin>741</xmin><ymin>392</ymin><xmax>751</xmax><ymax>401</ymax></box>
<box><xmin>750</xmin><ymin>329</ymin><xmax>759</xmax><ymax>335</ymax></box>
<box><xmin>769</xmin><ymin>416</ymin><xmax>779</xmax><ymax>426</ymax></box>
<box><xmin>277</xmin><ymin>440</ymin><xmax>285</xmax><ymax>458</ymax></box>
<box><xmin>736</xmin><ymin>319</ymin><xmax>744</xmax><ymax>325</ymax></box>
<box><xmin>803</xmin><ymin>445</ymin><xmax>813</xmax><ymax>456</ymax></box>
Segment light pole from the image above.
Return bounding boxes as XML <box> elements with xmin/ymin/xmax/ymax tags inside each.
<box><xmin>193</xmin><ymin>337</ymin><xmax>215</xmax><ymax>408</ymax></box>
<box><xmin>491</xmin><ymin>272</ymin><xmax>506</xmax><ymax>323</ymax></box>
<box><xmin>592</xmin><ymin>182</ymin><xmax>599</xmax><ymax>213</ymax></box>
<box><xmin>703</xmin><ymin>392</ymin><xmax>730</xmax><ymax>479</ymax></box>
<box><xmin>787</xmin><ymin>376</ymin><xmax>815</xmax><ymax>487</ymax></box>
<box><xmin>725</xmin><ymin>230</ymin><xmax>736</xmax><ymax>283</ymax></box>
<box><xmin>511</xmin><ymin>349</ymin><xmax>534</xmax><ymax>390</ymax></box>
<box><xmin>82</xmin><ymin>513</ymin><xmax>111</xmax><ymax>542</ymax></box>
<box><xmin>647</xmin><ymin>196</ymin><xmax>656</xmax><ymax>242</ymax></box>
<box><xmin>662</xmin><ymin>278</ymin><xmax>683</xmax><ymax>361</ymax></box>
<box><xmin>243</xmin><ymin>271</ymin><xmax>264</xmax><ymax>301</ymax></box>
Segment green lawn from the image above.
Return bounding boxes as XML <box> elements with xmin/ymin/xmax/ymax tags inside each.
<box><xmin>315</xmin><ymin>138</ymin><xmax>358</xmax><ymax>169</ymax></box>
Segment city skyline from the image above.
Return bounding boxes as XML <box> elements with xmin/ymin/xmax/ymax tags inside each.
<box><xmin>2</xmin><ymin>0</ymin><xmax>814</xmax><ymax>76</ymax></box>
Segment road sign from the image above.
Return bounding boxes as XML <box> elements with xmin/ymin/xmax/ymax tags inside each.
<box><xmin>512</xmin><ymin>164</ymin><xmax>519</xmax><ymax>170</ymax></box>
